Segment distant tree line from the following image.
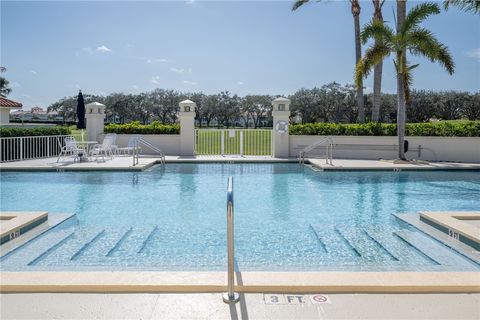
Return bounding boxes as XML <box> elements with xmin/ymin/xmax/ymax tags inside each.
<box><xmin>46</xmin><ymin>84</ymin><xmax>480</xmax><ymax>127</ymax></box>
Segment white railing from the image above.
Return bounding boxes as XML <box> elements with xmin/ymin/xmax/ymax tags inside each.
<box><xmin>299</xmin><ymin>136</ymin><xmax>334</xmax><ymax>165</ymax></box>
<box><xmin>0</xmin><ymin>135</ymin><xmax>72</xmax><ymax>162</ymax></box>
<box><xmin>195</xmin><ymin>129</ymin><xmax>272</xmax><ymax>156</ymax></box>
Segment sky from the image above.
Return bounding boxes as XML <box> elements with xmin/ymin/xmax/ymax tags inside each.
<box><xmin>1</xmin><ymin>0</ymin><xmax>479</xmax><ymax>110</ymax></box>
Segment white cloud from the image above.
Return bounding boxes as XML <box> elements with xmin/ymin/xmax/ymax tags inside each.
<box><xmin>237</xmin><ymin>81</ymin><xmax>244</xmax><ymax>85</ymax></box>
<box><xmin>466</xmin><ymin>48</ymin><xmax>480</xmax><ymax>61</ymax></box>
<box><xmin>22</xmin><ymin>94</ymin><xmax>32</xmax><ymax>99</ymax></box>
<box><xmin>185</xmin><ymin>0</ymin><xmax>196</xmax><ymax>5</ymax></box>
<box><xmin>183</xmin><ymin>80</ymin><xmax>197</xmax><ymax>85</ymax></box>
<box><xmin>11</xmin><ymin>82</ymin><xmax>21</xmax><ymax>88</ymax></box>
<box><xmin>151</xmin><ymin>76</ymin><xmax>161</xmax><ymax>85</ymax></box>
<box><xmin>132</xmin><ymin>85</ymin><xmax>140</xmax><ymax>91</ymax></box>
<box><xmin>188</xmin><ymin>68</ymin><xmax>192</xmax><ymax>73</ymax></box>
<box><xmin>96</xmin><ymin>45</ymin><xmax>112</xmax><ymax>53</ymax></box>
<box><xmin>146</xmin><ymin>58</ymin><xmax>167</xmax><ymax>64</ymax></box>
<box><xmin>29</xmin><ymin>70</ymin><xmax>37</xmax><ymax>75</ymax></box>
<box><xmin>170</xmin><ymin>68</ymin><xmax>185</xmax><ymax>73</ymax></box>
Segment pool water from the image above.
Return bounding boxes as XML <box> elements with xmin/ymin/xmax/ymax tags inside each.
<box><xmin>1</xmin><ymin>163</ymin><xmax>479</xmax><ymax>271</ymax></box>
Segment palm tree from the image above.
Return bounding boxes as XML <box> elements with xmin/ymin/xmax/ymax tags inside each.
<box><xmin>371</xmin><ymin>0</ymin><xmax>386</xmax><ymax>122</ymax></box>
<box><xmin>292</xmin><ymin>0</ymin><xmax>365</xmax><ymax>123</ymax></box>
<box><xmin>355</xmin><ymin>2</ymin><xmax>455</xmax><ymax>160</ymax></box>
<box><xmin>444</xmin><ymin>0</ymin><xmax>480</xmax><ymax>14</ymax></box>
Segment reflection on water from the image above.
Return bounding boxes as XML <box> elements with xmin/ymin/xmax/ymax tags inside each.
<box><xmin>0</xmin><ymin>164</ymin><xmax>479</xmax><ymax>228</ymax></box>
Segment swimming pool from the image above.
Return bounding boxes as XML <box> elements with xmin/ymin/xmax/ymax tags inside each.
<box><xmin>1</xmin><ymin>163</ymin><xmax>479</xmax><ymax>271</ymax></box>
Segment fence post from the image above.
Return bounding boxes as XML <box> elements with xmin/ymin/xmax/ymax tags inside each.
<box><xmin>221</xmin><ymin>131</ymin><xmax>225</xmax><ymax>156</ymax></box>
<box><xmin>20</xmin><ymin>137</ymin><xmax>23</xmax><ymax>161</ymax></box>
<box><xmin>271</xmin><ymin>97</ymin><xmax>291</xmax><ymax>158</ymax></box>
<box><xmin>179</xmin><ymin>99</ymin><xmax>196</xmax><ymax>157</ymax></box>
<box><xmin>239</xmin><ymin>131</ymin><xmax>244</xmax><ymax>156</ymax></box>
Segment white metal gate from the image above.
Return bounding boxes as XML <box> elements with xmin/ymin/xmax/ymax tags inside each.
<box><xmin>195</xmin><ymin>129</ymin><xmax>272</xmax><ymax>156</ymax></box>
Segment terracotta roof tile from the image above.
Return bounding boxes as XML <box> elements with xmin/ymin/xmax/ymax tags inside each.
<box><xmin>0</xmin><ymin>97</ymin><xmax>23</xmax><ymax>108</ymax></box>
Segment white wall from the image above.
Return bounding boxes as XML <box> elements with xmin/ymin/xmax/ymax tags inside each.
<box><xmin>0</xmin><ymin>108</ymin><xmax>11</xmax><ymax>125</ymax></box>
<box><xmin>290</xmin><ymin>136</ymin><xmax>480</xmax><ymax>163</ymax></box>
<box><xmin>99</xmin><ymin>134</ymin><xmax>180</xmax><ymax>155</ymax></box>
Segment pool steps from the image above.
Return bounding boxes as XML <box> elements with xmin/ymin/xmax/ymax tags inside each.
<box><xmin>71</xmin><ymin>230</ymin><xmax>106</xmax><ymax>261</ymax></box>
<box><xmin>28</xmin><ymin>232</ymin><xmax>75</xmax><ymax>266</ymax></box>
<box><xmin>395</xmin><ymin>230</ymin><xmax>476</xmax><ymax>269</ymax></box>
<box><xmin>2</xmin><ymin>223</ymin><xmax>478</xmax><ymax>271</ymax></box>
<box><xmin>137</xmin><ymin>225</ymin><xmax>158</xmax><ymax>254</ymax></box>
<box><xmin>106</xmin><ymin>227</ymin><xmax>133</xmax><ymax>257</ymax></box>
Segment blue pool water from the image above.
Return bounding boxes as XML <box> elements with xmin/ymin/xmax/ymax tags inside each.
<box><xmin>1</xmin><ymin>163</ymin><xmax>479</xmax><ymax>271</ymax></box>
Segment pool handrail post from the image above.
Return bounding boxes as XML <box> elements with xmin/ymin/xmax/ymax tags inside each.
<box><xmin>223</xmin><ymin>176</ymin><xmax>240</xmax><ymax>303</ymax></box>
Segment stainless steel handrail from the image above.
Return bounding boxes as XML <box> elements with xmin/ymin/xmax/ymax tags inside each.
<box><xmin>223</xmin><ymin>176</ymin><xmax>240</xmax><ymax>303</ymax></box>
<box><xmin>132</xmin><ymin>136</ymin><xmax>166</xmax><ymax>166</ymax></box>
<box><xmin>299</xmin><ymin>136</ymin><xmax>334</xmax><ymax>165</ymax></box>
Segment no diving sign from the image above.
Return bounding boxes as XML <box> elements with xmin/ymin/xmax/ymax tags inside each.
<box><xmin>310</xmin><ymin>294</ymin><xmax>331</xmax><ymax>304</ymax></box>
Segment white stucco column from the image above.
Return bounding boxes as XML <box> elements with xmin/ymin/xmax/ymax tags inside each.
<box><xmin>179</xmin><ymin>99</ymin><xmax>196</xmax><ymax>157</ymax></box>
<box><xmin>85</xmin><ymin>102</ymin><xmax>106</xmax><ymax>141</ymax></box>
<box><xmin>272</xmin><ymin>97</ymin><xmax>291</xmax><ymax>158</ymax></box>
<box><xmin>0</xmin><ymin>108</ymin><xmax>11</xmax><ymax>125</ymax></box>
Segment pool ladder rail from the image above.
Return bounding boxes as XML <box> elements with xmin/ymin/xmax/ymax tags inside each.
<box><xmin>299</xmin><ymin>136</ymin><xmax>334</xmax><ymax>165</ymax></box>
<box><xmin>132</xmin><ymin>136</ymin><xmax>166</xmax><ymax>166</ymax></box>
<box><xmin>223</xmin><ymin>176</ymin><xmax>240</xmax><ymax>303</ymax></box>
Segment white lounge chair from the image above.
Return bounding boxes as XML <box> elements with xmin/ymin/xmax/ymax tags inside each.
<box><xmin>57</xmin><ymin>137</ymin><xmax>86</xmax><ymax>163</ymax></box>
<box><xmin>89</xmin><ymin>134</ymin><xmax>116</xmax><ymax>161</ymax></box>
<box><xmin>116</xmin><ymin>135</ymin><xmax>141</xmax><ymax>155</ymax></box>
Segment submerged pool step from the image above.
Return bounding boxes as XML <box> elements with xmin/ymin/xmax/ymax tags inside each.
<box><xmin>67</xmin><ymin>227</ymin><xmax>133</xmax><ymax>265</ymax></box>
<box><xmin>362</xmin><ymin>227</ymin><xmax>433</xmax><ymax>266</ymax></box>
<box><xmin>335</xmin><ymin>226</ymin><xmax>398</xmax><ymax>262</ymax></box>
<box><xmin>107</xmin><ymin>226</ymin><xmax>159</xmax><ymax>257</ymax></box>
<box><xmin>0</xmin><ymin>228</ymin><xmax>74</xmax><ymax>268</ymax></box>
<box><xmin>394</xmin><ymin>230</ymin><xmax>477</xmax><ymax>270</ymax></box>
<box><xmin>310</xmin><ymin>225</ymin><xmax>361</xmax><ymax>261</ymax></box>
<box><xmin>33</xmin><ymin>228</ymin><xmax>105</xmax><ymax>266</ymax></box>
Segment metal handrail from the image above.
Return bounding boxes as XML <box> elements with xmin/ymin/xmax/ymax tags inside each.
<box><xmin>299</xmin><ymin>136</ymin><xmax>333</xmax><ymax>165</ymax></box>
<box><xmin>132</xmin><ymin>136</ymin><xmax>166</xmax><ymax>166</ymax></box>
<box><xmin>223</xmin><ymin>176</ymin><xmax>240</xmax><ymax>303</ymax></box>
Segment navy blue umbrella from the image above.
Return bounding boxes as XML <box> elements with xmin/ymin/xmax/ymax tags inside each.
<box><xmin>76</xmin><ymin>90</ymin><xmax>86</xmax><ymax>129</ymax></box>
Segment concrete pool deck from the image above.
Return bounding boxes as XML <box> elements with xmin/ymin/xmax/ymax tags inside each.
<box><xmin>1</xmin><ymin>292</ymin><xmax>479</xmax><ymax>320</ymax></box>
<box><xmin>1</xmin><ymin>156</ymin><xmax>479</xmax><ymax>171</ymax></box>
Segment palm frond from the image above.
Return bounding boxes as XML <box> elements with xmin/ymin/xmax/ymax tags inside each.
<box><xmin>400</xmin><ymin>2</ymin><xmax>440</xmax><ymax>34</ymax></box>
<box><xmin>408</xmin><ymin>28</ymin><xmax>455</xmax><ymax>75</ymax></box>
<box><xmin>292</xmin><ymin>0</ymin><xmax>311</xmax><ymax>11</ymax></box>
<box><xmin>355</xmin><ymin>43</ymin><xmax>391</xmax><ymax>88</ymax></box>
<box><xmin>360</xmin><ymin>19</ymin><xmax>395</xmax><ymax>44</ymax></box>
<box><xmin>403</xmin><ymin>62</ymin><xmax>418</xmax><ymax>105</ymax></box>
<box><xmin>444</xmin><ymin>0</ymin><xmax>480</xmax><ymax>14</ymax></box>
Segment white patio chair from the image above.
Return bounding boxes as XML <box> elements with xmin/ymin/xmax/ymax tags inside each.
<box><xmin>116</xmin><ymin>135</ymin><xmax>141</xmax><ymax>156</ymax></box>
<box><xmin>57</xmin><ymin>137</ymin><xmax>85</xmax><ymax>163</ymax></box>
<box><xmin>89</xmin><ymin>134</ymin><xmax>115</xmax><ymax>162</ymax></box>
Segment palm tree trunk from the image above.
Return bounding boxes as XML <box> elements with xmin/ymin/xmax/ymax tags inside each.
<box><xmin>397</xmin><ymin>0</ymin><xmax>407</xmax><ymax>160</ymax></box>
<box><xmin>372</xmin><ymin>0</ymin><xmax>384</xmax><ymax>122</ymax></box>
<box><xmin>352</xmin><ymin>0</ymin><xmax>365</xmax><ymax>123</ymax></box>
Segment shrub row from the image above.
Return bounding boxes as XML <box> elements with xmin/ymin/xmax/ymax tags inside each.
<box><xmin>289</xmin><ymin>121</ymin><xmax>480</xmax><ymax>137</ymax></box>
<box><xmin>0</xmin><ymin>126</ymin><xmax>71</xmax><ymax>137</ymax></box>
<box><xmin>104</xmin><ymin>121</ymin><xmax>180</xmax><ymax>135</ymax></box>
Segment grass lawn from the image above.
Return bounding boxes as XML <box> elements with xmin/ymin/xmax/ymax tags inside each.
<box><xmin>68</xmin><ymin>125</ymin><xmax>87</xmax><ymax>141</ymax></box>
<box><xmin>195</xmin><ymin>129</ymin><xmax>272</xmax><ymax>155</ymax></box>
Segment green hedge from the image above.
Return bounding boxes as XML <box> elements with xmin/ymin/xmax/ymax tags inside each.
<box><xmin>289</xmin><ymin>121</ymin><xmax>480</xmax><ymax>137</ymax></box>
<box><xmin>104</xmin><ymin>121</ymin><xmax>180</xmax><ymax>135</ymax></box>
<box><xmin>0</xmin><ymin>126</ymin><xmax>71</xmax><ymax>137</ymax></box>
